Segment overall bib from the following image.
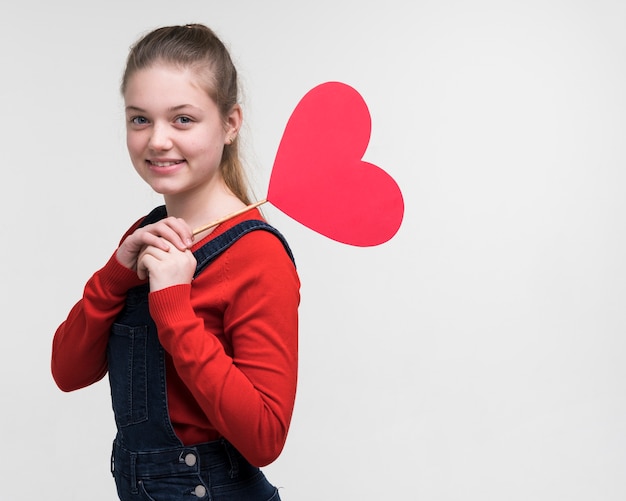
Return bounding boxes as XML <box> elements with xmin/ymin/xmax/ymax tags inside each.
<box><xmin>108</xmin><ymin>206</ymin><xmax>294</xmax><ymax>501</ymax></box>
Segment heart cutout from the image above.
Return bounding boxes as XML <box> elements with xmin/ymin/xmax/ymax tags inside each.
<box><xmin>268</xmin><ymin>82</ymin><xmax>404</xmax><ymax>247</ymax></box>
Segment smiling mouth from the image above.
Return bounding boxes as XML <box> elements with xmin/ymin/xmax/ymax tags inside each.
<box><xmin>148</xmin><ymin>160</ymin><xmax>184</xmax><ymax>167</ymax></box>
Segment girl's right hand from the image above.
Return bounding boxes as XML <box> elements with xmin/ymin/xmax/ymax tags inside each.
<box><xmin>116</xmin><ymin>217</ymin><xmax>194</xmax><ymax>274</ymax></box>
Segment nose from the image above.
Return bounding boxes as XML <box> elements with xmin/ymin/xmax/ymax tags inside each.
<box><xmin>148</xmin><ymin>123</ymin><xmax>173</xmax><ymax>151</ymax></box>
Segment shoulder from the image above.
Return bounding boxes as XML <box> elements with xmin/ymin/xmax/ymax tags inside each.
<box><xmin>201</xmin><ymin>209</ymin><xmax>295</xmax><ymax>268</ymax></box>
<box><xmin>206</xmin><ymin>213</ymin><xmax>298</xmax><ymax>288</ymax></box>
<box><xmin>225</xmin><ymin>220</ymin><xmax>295</xmax><ymax>273</ymax></box>
<box><xmin>191</xmin><ymin>209</ymin><xmax>298</xmax><ymax>284</ymax></box>
<box><xmin>217</xmin><ymin>220</ymin><xmax>300</xmax><ymax>313</ymax></box>
<box><xmin>191</xmin><ymin>212</ymin><xmax>300</xmax><ymax>310</ymax></box>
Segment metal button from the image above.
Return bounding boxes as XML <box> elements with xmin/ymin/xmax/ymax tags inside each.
<box><xmin>194</xmin><ymin>484</ymin><xmax>207</xmax><ymax>497</ymax></box>
<box><xmin>184</xmin><ymin>453</ymin><xmax>197</xmax><ymax>467</ymax></box>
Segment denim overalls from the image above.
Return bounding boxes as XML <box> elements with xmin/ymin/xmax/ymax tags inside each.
<box><xmin>108</xmin><ymin>206</ymin><xmax>294</xmax><ymax>501</ymax></box>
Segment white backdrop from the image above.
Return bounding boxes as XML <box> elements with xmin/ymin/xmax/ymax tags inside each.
<box><xmin>2</xmin><ymin>1</ymin><xmax>626</xmax><ymax>499</ymax></box>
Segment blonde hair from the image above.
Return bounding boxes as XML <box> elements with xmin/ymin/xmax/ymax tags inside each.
<box><xmin>122</xmin><ymin>24</ymin><xmax>251</xmax><ymax>204</ymax></box>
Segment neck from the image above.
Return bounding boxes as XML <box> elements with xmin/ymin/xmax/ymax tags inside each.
<box><xmin>163</xmin><ymin>177</ymin><xmax>246</xmax><ymax>234</ymax></box>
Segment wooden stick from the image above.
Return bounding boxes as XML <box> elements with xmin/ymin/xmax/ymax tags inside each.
<box><xmin>192</xmin><ymin>199</ymin><xmax>269</xmax><ymax>236</ymax></box>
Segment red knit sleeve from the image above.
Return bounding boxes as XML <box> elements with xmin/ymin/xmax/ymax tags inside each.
<box><xmin>51</xmin><ymin>226</ymin><xmax>146</xmax><ymax>392</ymax></box>
<box><xmin>149</xmin><ymin>229</ymin><xmax>300</xmax><ymax>467</ymax></box>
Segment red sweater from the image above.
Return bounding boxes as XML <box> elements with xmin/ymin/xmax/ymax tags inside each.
<box><xmin>51</xmin><ymin>209</ymin><xmax>300</xmax><ymax>467</ymax></box>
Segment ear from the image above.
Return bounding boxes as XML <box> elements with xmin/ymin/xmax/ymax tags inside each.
<box><xmin>224</xmin><ymin>104</ymin><xmax>243</xmax><ymax>144</ymax></box>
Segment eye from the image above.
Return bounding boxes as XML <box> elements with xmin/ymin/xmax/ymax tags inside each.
<box><xmin>129</xmin><ymin>116</ymin><xmax>149</xmax><ymax>126</ymax></box>
<box><xmin>175</xmin><ymin>116</ymin><xmax>193</xmax><ymax>126</ymax></box>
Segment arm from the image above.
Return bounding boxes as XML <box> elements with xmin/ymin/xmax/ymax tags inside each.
<box><xmin>51</xmin><ymin>215</ymin><xmax>194</xmax><ymax>392</ymax></box>
<box><xmin>150</xmin><ymin>230</ymin><xmax>300</xmax><ymax>467</ymax></box>
<box><xmin>51</xmin><ymin>252</ymin><xmax>146</xmax><ymax>391</ymax></box>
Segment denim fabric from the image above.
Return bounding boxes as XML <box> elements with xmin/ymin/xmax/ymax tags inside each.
<box><xmin>111</xmin><ymin>439</ymin><xmax>280</xmax><ymax>501</ymax></box>
<box><xmin>107</xmin><ymin>210</ymin><xmax>293</xmax><ymax>500</ymax></box>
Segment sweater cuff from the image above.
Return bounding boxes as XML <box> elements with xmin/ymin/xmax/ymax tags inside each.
<box><xmin>97</xmin><ymin>252</ymin><xmax>146</xmax><ymax>295</ymax></box>
<box><xmin>149</xmin><ymin>284</ymin><xmax>195</xmax><ymax>325</ymax></box>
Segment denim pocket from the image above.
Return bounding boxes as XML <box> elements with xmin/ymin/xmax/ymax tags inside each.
<box><xmin>141</xmin><ymin>477</ymin><xmax>208</xmax><ymax>501</ymax></box>
<box><xmin>213</xmin><ymin>470</ymin><xmax>280</xmax><ymax>500</ymax></box>
<box><xmin>108</xmin><ymin>323</ymin><xmax>149</xmax><ymax>427</ymax></box>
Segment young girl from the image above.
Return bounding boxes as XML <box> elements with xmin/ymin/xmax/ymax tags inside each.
<box><xmin>51</xmin><ymin>24</ymin><xmax>299</xmax><ymax>501</ymax></box>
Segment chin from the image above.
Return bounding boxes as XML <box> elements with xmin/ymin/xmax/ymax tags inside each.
<box><xmin>147</xmin><ymin>183</ymin><xmax>182</xmax><ymax>196</ymax></box>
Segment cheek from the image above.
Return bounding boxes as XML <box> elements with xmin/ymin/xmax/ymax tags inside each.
<box><xmin>190</xmin><ymin>137</ymin><xmax>222</xmax><ymax>159</ymax></box>
<box><xmin>206</xmin><ymin>142</ymin><xmax>225</xmax><ymax>161</ymax></box>
<box><xmin>126</xmin><ymin>133</ymin><xmax>143</xmax><ymax>157</ymax></box>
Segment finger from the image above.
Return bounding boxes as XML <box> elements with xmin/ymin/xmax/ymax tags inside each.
<box><xmin>136</xmin><ymin>245</ymin><xmax>170</xmax><ymax>279</ymax></box>
<box><xmin>144</xmin><ymin>218</ymin><xmax>193</xmax><ymax>251</ymax></box>
<box><xmin>163</xmin><ymin>217</ymin><xmax>194</xmax><ymax>249</ymax></box>
<box><xmin>140</xmin><ymin>232</ymin><xmax>172</xmax><ymax>252</ymax></box>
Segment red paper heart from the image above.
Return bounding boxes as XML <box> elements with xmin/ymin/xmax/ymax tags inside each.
<box><xmin>268</xmin><ymin>82</ymin><xmax>404</xmax><ymax>247</ymax></box>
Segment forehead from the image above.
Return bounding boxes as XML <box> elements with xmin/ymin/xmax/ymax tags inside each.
<box><xmin>124</xmin><ymin>63</ymin><xmax>213</xmax><ymax>106</ymax></box>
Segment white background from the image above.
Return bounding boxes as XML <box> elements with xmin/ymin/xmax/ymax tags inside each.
<box><xmin>2</xmin><ymin>1</ymin><xmax>626</xmax><ymax>499</ymax></box>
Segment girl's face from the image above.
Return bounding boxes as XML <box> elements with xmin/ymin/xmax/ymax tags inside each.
<box><xmin>123</xmin><ymin>63</ymin><xmax>240</xmax><ymax>199</ymax></box>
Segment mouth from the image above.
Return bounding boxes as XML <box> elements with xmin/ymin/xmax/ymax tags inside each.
<box><xmin>148</xmin><ymin>159</ymin><xmax>184</xmax><ymax>167</ymax></box>
<box><xmin>146</xmin><ymin>159</ymin><xmax>186</xmax><ymax>174</ymax></box>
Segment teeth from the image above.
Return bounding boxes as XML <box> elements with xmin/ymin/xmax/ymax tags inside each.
<box><xmin>151</xmin><ymin>160</ymin><xmax>181</xmax><ymax>167</ymax></box>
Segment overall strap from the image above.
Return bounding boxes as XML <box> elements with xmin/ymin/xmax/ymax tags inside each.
<box><xmin>138</xmin><ymin>205</ymin><xmax>295</xmax><ymax>278</ymax></box>
<box><xmin>139</xmin><ymin>205</ymin><xmax>168</xmax><ymax>227</ymax></box>
<box><xmin>193</xmin><ymin>220</ymin><xmax>295</xmax><ymax>277</ymax></box>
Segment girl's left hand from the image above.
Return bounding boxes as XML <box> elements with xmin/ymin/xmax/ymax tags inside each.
<box><xmin>137</xmin><ymin>239</ymin><xmax>197</xmax><ymax>291</ymax></box>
